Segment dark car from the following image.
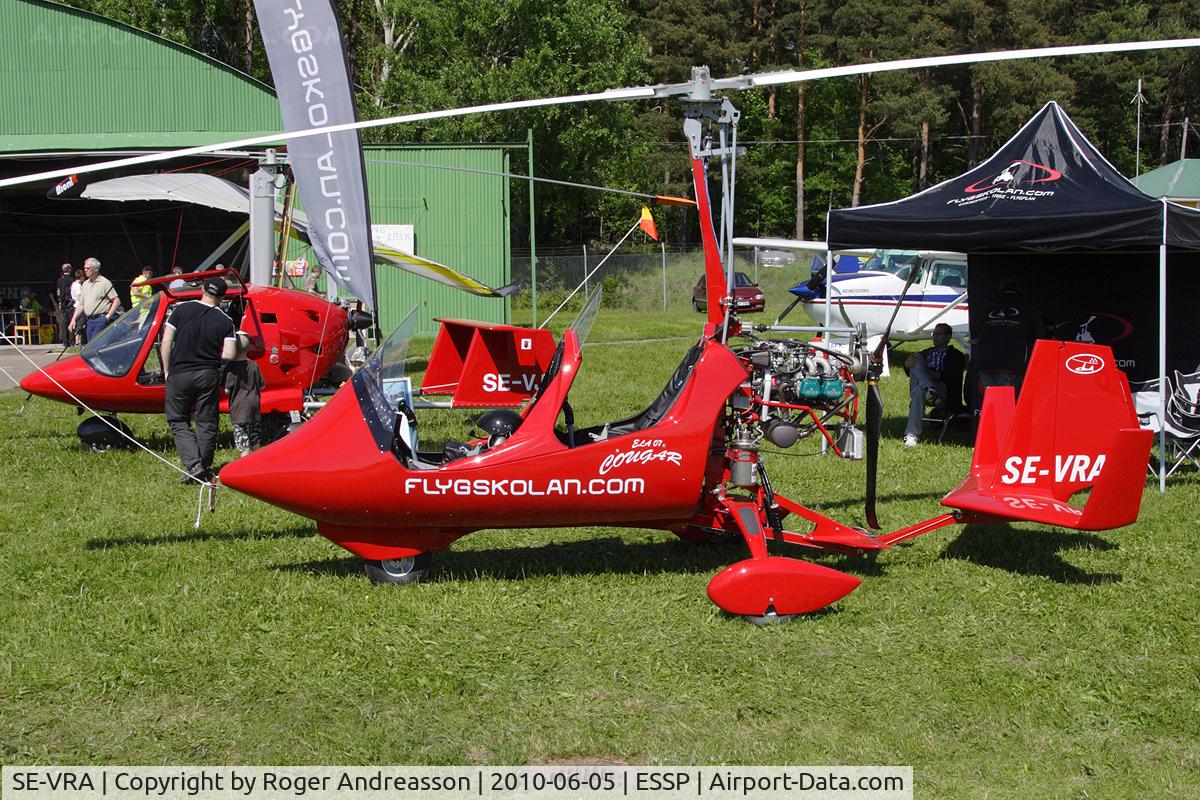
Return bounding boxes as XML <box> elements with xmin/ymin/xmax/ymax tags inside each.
<box><xmin>692</xmin><ymin>271</ymin><xmax>765</xmax><ymax>313</ymax></box>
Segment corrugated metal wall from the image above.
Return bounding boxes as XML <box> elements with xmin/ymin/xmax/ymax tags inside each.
<box><xmin>3</xmin><ymin>0</ymin><xmax>281</xmax><ymax>150</ymax></box>
<box><xmin>1</xmin><ymin>1</ymin><xmax>511</xmax><ymax>333</ymax></box>
<box><xmin>280</xmin><ymin>147</ymin><xmax>512</xmax><ymax>335</ymax></box>
<box><xmin>365</xmin><ymin>147</ymin><xmax>511</xmax><ymax>335</ymax></box>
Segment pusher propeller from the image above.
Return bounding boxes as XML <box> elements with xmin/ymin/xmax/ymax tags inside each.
<box><xmin>863</xmin><ymin>261</ymin><xmax>923</xmax><ymax>529</ymax></box>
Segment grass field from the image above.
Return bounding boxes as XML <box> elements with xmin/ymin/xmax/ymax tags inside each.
<box><xmin>2</xmin><ymin>296</ymin><xmax>1198</xmax><ymax>798</ymax></box>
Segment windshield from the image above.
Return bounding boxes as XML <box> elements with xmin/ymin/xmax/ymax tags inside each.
<box><xmin>81</xmin><ymin>295</ymin><xmax>162</xmax><ymax>378</ymax></box>
<box><xmin>734</xmin><ymin>272</ymin><xmax>754</xmax><ymax>288</ymax></box>
<box><xmin>571</xmin><ymin>287</ymin><xmax>602</xmax><ymax>343</ymax></box>
<box><xmin>352</xmin><ymin>305</ymin><xmax>419</xmax><ymax>453</ymax></box>
<box><xmin>862</xmin><ymin>250</ymin><xmax>922</xmax><ymax>280</ymax></box>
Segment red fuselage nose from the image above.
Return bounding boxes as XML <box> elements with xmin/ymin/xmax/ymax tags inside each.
<box><xmin>218</xmin><ymin>383</ymin><xmax>396</xmax><ymax>522</ymax></box>
<box><xmin>19</xmin><ymin>356</ymin><xmax>155</xmax><ymax>412</ymax></box>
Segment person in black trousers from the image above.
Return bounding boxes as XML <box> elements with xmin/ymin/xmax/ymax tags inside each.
<box><xmin>53</xmin><ymin>263</ymin><xmax>75</xmax><ymax>346</ymax></box>
<box><xmin>161</xmin><ymin>277</ymin><xmax>236</xmax><ymax>483</ymax></box>
<box><xmin>902</xmin><ymin>322</ymin><xmax>966</xmax><ymax>447</ymax></box>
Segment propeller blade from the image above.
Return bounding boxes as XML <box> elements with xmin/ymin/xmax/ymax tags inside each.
<box><xmin>864</xmin><ymin>379</ymin><xmax>883</xmax><ymax>529</ymax></box>
<box><xmin>862</xmin><ymin>261</ymin><xmax>921</xmax><ymax>529</ymax></box>
<box><xmin>774</xmin><ymin>295</ymin><xmax>804</xmax><ymax>325</ymax></box>
<box><xmin>872</xmin><ymin>263</ymin><xmax>923</xmax><ymax>363</ymax></box>
<box><xmin>4</xmin><ymin>38</ymin><xmax>1200</xmax><ymax>190</ymax></box>
<box><xmin>805</xmin><ymin>263</ymin><xmax>829</xmax><ymax>294</ymax></box>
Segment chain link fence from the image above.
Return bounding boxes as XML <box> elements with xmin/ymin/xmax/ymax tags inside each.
<box><xmin>509</xmin><ymin>244</ymin><xmax>814</xmax><ymax>322</ymax></box>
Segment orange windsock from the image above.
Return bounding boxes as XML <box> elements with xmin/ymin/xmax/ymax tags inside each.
<box><xmin>639</xmin><ymin>206</ymin><xmax>659</xmax><ymax>241</ymax></box>
<box><xmin>652</xmin><ymin>194</ymin><xmax>695</xmax><ymax>207</ymax></box>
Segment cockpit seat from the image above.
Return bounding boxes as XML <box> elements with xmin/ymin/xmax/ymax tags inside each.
<box><xmin>580</xmin><ymin>342</ymin><xmax>705</xmax><ymax>441</ymax></box>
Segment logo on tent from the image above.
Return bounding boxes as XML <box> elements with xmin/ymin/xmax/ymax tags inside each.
<box><xmin>1051</xmin><ymin>313</ymin><xmax>1134</xmax><ymax>345</ymax></box>
<box><xmin>964</xmin><ymin>161</ymin><xmax>1063</xmax><ymax>193</ymax></box>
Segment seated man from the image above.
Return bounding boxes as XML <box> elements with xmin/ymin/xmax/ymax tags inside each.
<box><xmin>902</xmin><ymin>322</ymin><xmax>965</xmax><ymax>447</ymax></box>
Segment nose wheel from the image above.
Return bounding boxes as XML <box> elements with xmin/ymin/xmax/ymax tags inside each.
<box><xmin>363</xmin><ymin>552</ymin><xmax>433</xmax><ymax>585</ymax></box>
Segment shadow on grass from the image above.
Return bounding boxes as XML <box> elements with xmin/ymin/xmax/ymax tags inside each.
<box><xmin>807</xmin><ymin>490</ymin><xmax>945</xmax><ymax>513</ymax></box>
<box><xmin>275</xmin><ymin>534</ymin><xmax>893</xmax><ymax>583</ymax></box>
<box><xmin>138</xmin><ymin>430</ymin><xmax>236</xmax><ymax>452</ymax></box>
<box><xmin>85</xmin><ymin>523</ymin><xmax>315</xmax><ymax>549</ymax></box>
<box><xmin>940</xmin><ymin>524</ymin><xmax>1121</xmax><ymax>585</ymax></box>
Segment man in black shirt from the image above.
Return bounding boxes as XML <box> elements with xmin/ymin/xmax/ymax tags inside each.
<box><xmin>161</xmin><ymin>276</ymin><xmax>237</xmax><ymax>483</ymax></box>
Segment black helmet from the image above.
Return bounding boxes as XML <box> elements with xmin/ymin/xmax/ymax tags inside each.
<box><xmin>475</xmin><ymin>408</ymin><xmax>522</xmax><ymax>438</ymax></box>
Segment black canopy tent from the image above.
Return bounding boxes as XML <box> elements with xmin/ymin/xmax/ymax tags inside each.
<box><xmin>827</xmin><ymin>101</ymin><xmax>1200</xmax><ymax>490</ymax></box>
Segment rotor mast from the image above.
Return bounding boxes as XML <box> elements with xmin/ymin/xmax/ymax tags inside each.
<box><xmin>677</xmin><ymin>67</ymin><xmax>745</xmax><ymax>342</ymax></box>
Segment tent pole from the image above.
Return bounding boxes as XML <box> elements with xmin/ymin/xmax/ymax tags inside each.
<box><xmin>1160</xmin><ymin>199</ymin><xmax>1168</xmax><ymax>493</ymax></box>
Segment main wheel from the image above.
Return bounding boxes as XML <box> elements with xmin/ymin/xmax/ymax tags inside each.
<box><xmin>77</xmin><ymin>415</ymin><xmax>136</xmax><ymax>452</ymax></box>
<box><xmin>742</xmin><ymin>607</ymin><xmax>796</xmax><ymax>626</ymax></box>
<box><xmin>363</xmin><ymin>552</ymin><xmax>433</xmax><ymax>585</ymax></box>
<box><xmin>692</xmin><ymin>297</ymin><xmax>703</xmax><ymax>312</ymax></box>
<box><xmin>260</xmin><ymin>412</ymin><xmax>291</xmax><ymax>444</ymax></box>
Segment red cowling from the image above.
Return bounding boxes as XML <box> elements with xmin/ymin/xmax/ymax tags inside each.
<box><xmin>706</xmin><ymin>557</ymin><xmax>862</xmax><ymax>616</ymax></box>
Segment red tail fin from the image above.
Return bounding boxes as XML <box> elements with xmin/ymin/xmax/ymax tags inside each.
<box><xmin>942</xmin><ymin>341</ymin><xmax>1152</xmax><ymax>531</ymax></box>
<box><xmin>422</xmin><ymin>319</ymin><xmax>555</xmax><ymax>407</ymax></box>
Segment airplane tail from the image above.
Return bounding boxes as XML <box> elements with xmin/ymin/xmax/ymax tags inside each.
<box><xmin>941</xmin><ymin>340</ymin><xmax>1153</xmax><ymax>531</ymax></box>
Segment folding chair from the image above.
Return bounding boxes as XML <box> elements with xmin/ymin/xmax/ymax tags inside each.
<box><xmin>1131</xmin><ymin>377</ymin><xmax>1164</xmax><ymax>431</ymax></box>
<box><xmin>920</xmin><ymin>403</ymin><xmax>971</xmax><ymax>443</ymax></box>
<box><xmin>1162</xmin><ymin>391</ymin><xmax>1200</xmax><ymax>476</ymax></box>
<box><xmin>12</xmin><ymin>312</ymin><xmax>41</xmax><ymax>345</ymax></box>
<box><xmin>1136</xmin><ymin>373</ymin><xmax>1200</xmax><ymax>479</ymax></box>
<box><xmin>1172</xmin><ymin>369</ymin><xmax>1200</xmax><ymax>407</ymax></box>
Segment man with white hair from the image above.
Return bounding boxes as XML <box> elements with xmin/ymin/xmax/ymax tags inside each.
<box><xmin>68</xmin><ymin>257</ymin><xmax>120</xmax><ymax>344</ymax></box>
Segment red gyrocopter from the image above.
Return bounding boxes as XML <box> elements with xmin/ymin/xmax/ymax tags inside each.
<box><xmin>20</xmin><ymin>269</ymin><xmax>369</xmax><ymax>447</ymax></box>
<box><xmin>220</xmin><ymin>94</ymin><xmax>1154</xmax><ymax>620</ymax></box>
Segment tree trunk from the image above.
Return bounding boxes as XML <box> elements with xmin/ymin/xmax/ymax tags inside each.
<box><xmin>968</xmin><ymin>82</ymin><xmax>984</xmax><ymax>167</ymax></box>
<box><xmin>918</xmin><ymin>119</ymin><xmax>930</xmax><ymax>190</ymax></box>
<box><xmin>1159</xmin><ymin>80</ymin><xmax>1175</xmax><ymax>164</ymax></box>
<box><xmin>852</xmin><ymin>74</ymin><xmax>868</xmax><ymax>208</ymax></box>
<box><xmin>795</xmin><ymin>83</ymin><xmax>806</xmax><ymax>239</ymax></box>
<box><xmin>243</xmin><ymin>0</ymin><xmax>254</xmax><ymax>73</ymax></box>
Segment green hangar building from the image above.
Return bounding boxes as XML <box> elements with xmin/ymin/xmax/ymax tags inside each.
<box><xmin>1</xmin><ymin>0</ymin><xmax>511</xmax><ymax>334</ymax></box>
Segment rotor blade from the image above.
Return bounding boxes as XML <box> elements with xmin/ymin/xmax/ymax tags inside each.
<box><xmin>363</xmin><ymin>156</ymin><xmax>696</xmax><ymax>206</ymax></box>
<box><xmin>3</xmin><ymin>38</ymin><xmax>1200</xmax><ymax>191</ymax></box>
<box><xmin>864</xmin><ymin>379</ymin><xmax>883</xmax><ymax>530</ymax></box>
<box><xmin>720</xmin><ymin>39</ymin><xmax>1200</xmax><ymax>90</ymax></box>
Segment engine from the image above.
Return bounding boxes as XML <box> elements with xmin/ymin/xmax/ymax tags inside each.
<box><xmin>727</xmin><ymin>329</ymin><xmax>871</xmax><ymax>487</ymax></box>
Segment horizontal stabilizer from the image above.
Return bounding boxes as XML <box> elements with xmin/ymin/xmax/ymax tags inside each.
<box><xmin>421</xmin><ymin>319</ymin><xmax>555</xmax><ymax>407</ymax></box>
<box><xmin>942</xmin><ymin>340</ymin><xmax>1151</xmax><ymax>531</ymax></box>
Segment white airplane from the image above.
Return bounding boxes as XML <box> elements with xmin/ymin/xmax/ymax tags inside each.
<box><xmin>735</xmin><ymin>237</ymin><xmax>969</xmax><ymax>343</ymax></box>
